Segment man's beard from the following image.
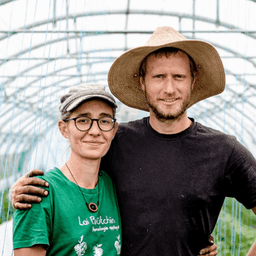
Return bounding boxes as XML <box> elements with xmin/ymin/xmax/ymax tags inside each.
<box><xmin>145</xmin><ymin>92</ymin><xmax>191</xmax><ymax>122</ymax></box>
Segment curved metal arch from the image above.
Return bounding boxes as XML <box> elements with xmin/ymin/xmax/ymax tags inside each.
<box><xmin>205</xmin><ymin>111</ymin><xmax>256</xmax><ymax>146</ymax></box>
<box><xmin>9</xmin><ymin>65</ymin><xmax>252</xmax><ymax>119</ymax></box>
<box><xmin>0</xmin><ymin>101</ymin><xmax>57</xmax><ymax>128</ymax></box>
<box><xmin>1</xmin><ymin>9</ymin><xmax>256</xmax><ymax>39</ymax></box>
<box><xmin>199</xmin><ymin>114</ymin><xmax>254</xmax><ymax>150</ymax></box>
<box><xmin>193</xmin><ymin>96</ymin><xmax>256</xmax><ymax>134</ymax></box>
<box><xmin>1</xmin><ymin>71</ymin><xmax>109</xmax><ymax>129</ymax></box>
<box><xmin>2</xmin><ymin>74</ymin><xmax>109</xmax><ymax>120</ymax></box>
<box><xmin>1</xmin><ymin>62</ymin><xmax>254</xmax><ymax>120</ymax></box>
<box><xmin>0</xmin><ymin>35</ymin><xmax>80</xmax><ymax>68</ymax></box>
<box><xmin>1</xmin><ymin>1</ymin><xmax>256</xmax><ymax>158</ymax></box>
<box><xmin>0</xmin><ymin>47</ymin><xmax>123</xmax><ymax>92</ymax></box>
<box><xmin>1</xmin><ymin>9</ymin><xmax>255</xmax><ymax>64</ymax></box>
<box><xmin>8</xmin><ymin>98</ymin><xmax>255</xmax><ymax>157</ymax></box>
<box><xmin>190</xmin><ymin>106</ymin><xmax>256</xmax><ymax>153</ymax></box>
<box><xmin>192</xmin><ymin>81</ymin><xmax>256</xmax><ymax>122</ymax></box>
<box><xmin>0</xmin><ymin>0</ymin><xmax>15</xmax><ymax>6</ymax></box>
<box><xmin>3</xmin><ymin>70</ymin><xmax>110</xmax><ymax>110</ymax></box>
<box><xmin>1</xmin><ymin>53</ymin><xmax>114</xmax><ymax>87</ymax></box>
<box><xmin>1</xmin><ymin>2</ymin><xmax>255</xmax><ymax>76</ymax></box>
<box><xmin>189</xmin><ymin>61</ymin><xmax>256</xmax><ymax>146</ymax></box>
<box><xmin>2</xmin><ymin>35</ymin><xmax>255</xmax><ymax>75</ymax></box>
<box><xmin>1</xmin><ymin>9</ymin><xmax>255</xmax><ymax>102</ymax></box>
<box><xmin>2</xmin><ymin>111</ymin><xmax>57</xmax><ymax>147</ymax></box>
<box><xmin>2</xmin><ymin>57</ymin><xmax>255</xmax><ymax>149</ymax></box>
<box><xmin>1</xmin><ymin>41</ymin><xmax>254</xmax><ymax>104</ymax></box>
<box><xmin>1</xmin><ymin>32</ymin><xmax>254</xmax><ymax>91</ymax></box>
<box><xmin>190</xmin><ymin>99</ymin><xmax>256</xmax><ymax>150</ymax></box>
<box><xmin>4</xmin><ymin>93</ymin><xmax>254</xmax><ymax>154</ymax></box>
<box><xmin>3</xmin><ymin>54</ymin><xmax>253</xmax><ymax>119</ymax></box>
<box><xmin>1</xmin><ymin>78</ymin><xmax>110</xmax><ymax>153</ymax></box>
<box><xmin>3</xmin><ymin>130</ymin><xmax>42</xmax><ymax>155</ymax></box>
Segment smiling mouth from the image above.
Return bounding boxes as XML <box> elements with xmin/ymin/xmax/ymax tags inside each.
<box><xmin>84</xmin><ymin>141</ymin><xmax>104</xmax><ymax>146</ymax></box>
<box><xmin>160</xmin><ymin>98</ymin><xmax>178</xmax><ymax>103</ymax></box>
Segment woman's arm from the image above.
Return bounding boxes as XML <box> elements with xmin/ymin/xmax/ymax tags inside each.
<box><xmin>14</xmin><ymin>245</ymin><xmax>46</xmax><ymax>256</ymax></box>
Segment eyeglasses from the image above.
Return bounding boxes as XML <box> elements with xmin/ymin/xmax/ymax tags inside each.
<box><xmin>64</xmin><ymin>116</ymin><xmax>116</xmax><ymax>132</ymax></box>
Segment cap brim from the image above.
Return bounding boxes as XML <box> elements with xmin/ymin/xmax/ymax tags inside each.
<box><xmin>66</xmin><ymin>94</ymin><xmax>117</xmax><ymax>112</ymax></box>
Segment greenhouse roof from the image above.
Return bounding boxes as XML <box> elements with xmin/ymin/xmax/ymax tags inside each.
<box><xmin>0</xmin><ymin>0</ymin><xmax>256</xmax><ymax>174</ymax></box>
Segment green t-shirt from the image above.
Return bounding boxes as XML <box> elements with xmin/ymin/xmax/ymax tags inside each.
<box><xmin>13</xmin><ymin>168</ymin><xmax>122</xmax><ymax>255</ymax></box>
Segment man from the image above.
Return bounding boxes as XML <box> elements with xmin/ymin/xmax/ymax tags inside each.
<box><xmin>11</xmin><ymin>27</ymin><xmax>256</xmax><ymax>255</ymax></box>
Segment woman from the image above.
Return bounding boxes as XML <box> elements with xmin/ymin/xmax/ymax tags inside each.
<box><xmin>13</xmin><ymin>84</ymin><xmax>121</xmax><ymax>255</ymax></box>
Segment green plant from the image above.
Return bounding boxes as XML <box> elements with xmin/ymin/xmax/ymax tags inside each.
<box><xmin>213</xmin><ymin>198</ymin><xmax>256</xmax><ymax>255</ymax></box>
<box><xmin>0</xmin><ymin>190</ymin><xmax>14</xmax><ymax>225</ymax></box>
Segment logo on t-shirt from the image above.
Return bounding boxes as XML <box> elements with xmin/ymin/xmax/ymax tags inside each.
<box><xmin>74</xmin><ymin>235</ymin><xmax>87</xmax><ymax>255</ymax></box>
<box><xmin>93</xmin><ymin>244</ymin><xmax>103</xmax><ymax>256</ymax></box>
<box><xmin>114</xmin><ymin>235</ymin><xmax>121</xmax><ymax>255</ymax></box>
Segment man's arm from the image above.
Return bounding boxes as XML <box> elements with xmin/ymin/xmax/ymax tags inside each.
<box><xmin>198</xmin><ymin>236</ymin><xmax>217</xmax><ymax>256</ymax></box>
<box><xmin>246</xmin><ymin>206</ymin><xmax>256</xmax><ymax>256</ymax></box>
<box><xmin>11</xmin><ymin>169</ymin><xmax>49</xmax><ymax>210</ymax></box>
<box><xmin>247</xmin><ymin>240</ymin><xmax>256</xmax><ymax>256</ymax></box>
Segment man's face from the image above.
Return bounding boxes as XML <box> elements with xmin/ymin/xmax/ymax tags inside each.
<box><xmin>140</xmin><ymin>51</ymin><xmax>195</xmax><ymax>121</ymax></box>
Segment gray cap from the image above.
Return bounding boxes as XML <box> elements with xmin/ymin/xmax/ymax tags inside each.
<box><xmin>59</xmin><ymin>83</ymin><xmax>117</xmax><ymax>114</ymax></box>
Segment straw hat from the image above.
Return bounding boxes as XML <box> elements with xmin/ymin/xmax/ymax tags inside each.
<box><xmin>108</xmin><ymin>26</ymin><xmax>225</xmax><ymax>112</ymax></box>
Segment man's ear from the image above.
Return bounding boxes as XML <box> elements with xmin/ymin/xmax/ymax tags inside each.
<box><xmin>58</xmin><ymin>120</ymin><xmax>69</xmax><ymax>139</ymax></box>
<box><xmin>191</xmin><ymin>76</ymin><xmax>197</xmax><ymax>90</ymax></box>
<box><xmin>140</xmin><ymin>77</ymin><xmax>146</xmax><ymax>91</ymax></box>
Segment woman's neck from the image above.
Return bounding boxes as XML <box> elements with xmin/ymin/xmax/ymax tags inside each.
<box><xmin>61</xmin><ymin>154</ymin><xmax>101</xmax><ymax>189</ymax></box>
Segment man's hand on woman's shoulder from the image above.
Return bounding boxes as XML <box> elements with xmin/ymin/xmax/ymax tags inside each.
<box><xmin>10</xmin><ymin>169</ymin><xmax>49</xmax><ymax>210</ymax></box>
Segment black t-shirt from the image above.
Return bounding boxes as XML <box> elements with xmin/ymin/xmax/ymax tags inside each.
<box><xmin>101</xmin><ymin>117</ymin><xmax>256</xmax><ymax>256</ymax></box>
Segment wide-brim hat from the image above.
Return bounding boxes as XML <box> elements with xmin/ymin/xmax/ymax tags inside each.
<box><xmin>59</xmin><ymin>83</ymin><xmax>117</xmax><ymax>114</ymax></box>
<box><xmin>108</xmin><ymin>26</ymin><xmax>225</xmax><ymax>112</ymax></box>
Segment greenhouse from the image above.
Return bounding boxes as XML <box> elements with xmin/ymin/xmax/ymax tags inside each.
<box><xmin>1</xmin><ymin>0</ymin><xmax>256</xmax><ymax>255</ymax></box>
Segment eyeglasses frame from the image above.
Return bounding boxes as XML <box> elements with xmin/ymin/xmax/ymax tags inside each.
<box><xmin>64</xmin><ymin>116</ymin><xmax>116</xmax><ymax>132</ymax></box>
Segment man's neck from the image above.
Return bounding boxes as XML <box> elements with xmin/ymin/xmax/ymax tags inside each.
<box><xmin>149</xmin><ymin>112</ymin><xmax>192</xmax><ymax>135</ymax></box>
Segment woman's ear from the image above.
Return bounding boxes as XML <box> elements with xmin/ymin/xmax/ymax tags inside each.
<box><xmin>58</xmin><ymin>120</ymin><xmax>69</xmax><ymax>139</ymax></box>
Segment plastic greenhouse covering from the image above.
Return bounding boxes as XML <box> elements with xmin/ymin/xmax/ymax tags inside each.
<box><xmin>1</xmin><ymin>0</ymin><xmax>256</xmax><ymax>255</ymax></box>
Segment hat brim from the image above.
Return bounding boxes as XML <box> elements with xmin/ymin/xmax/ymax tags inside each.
<box><xmin>108</xmin><ymin>40</ymin><xmax>225</xmax><ymax>112</ymax></box>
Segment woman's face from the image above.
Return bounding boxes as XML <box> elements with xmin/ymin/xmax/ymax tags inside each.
<box><xmin>59</xmin><ymin>99</ymin><xmax>118</xmax><ymax>161</ymax></box>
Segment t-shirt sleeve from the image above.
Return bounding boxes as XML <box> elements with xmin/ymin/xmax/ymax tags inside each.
<box><xmin>224</xmin><ymin>138</ymin><xmax>256</xmax><ymax>209</ymax></box>
<box><xmin>13</xmin><ymin>184</ymin><xmax>52</xmax><ymax>250</ymax></box>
